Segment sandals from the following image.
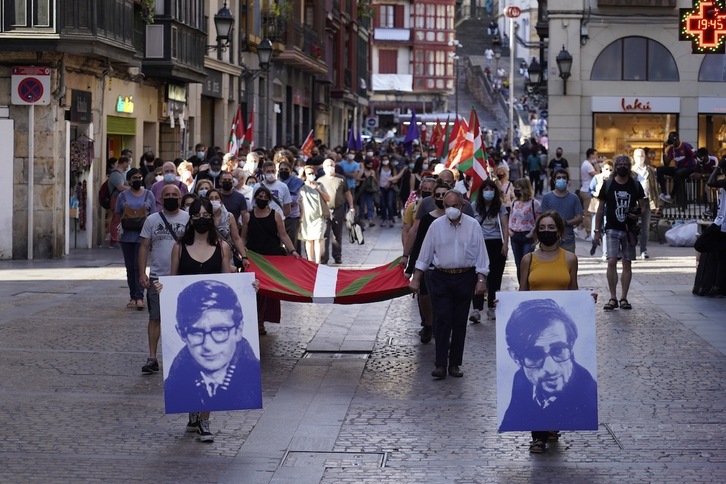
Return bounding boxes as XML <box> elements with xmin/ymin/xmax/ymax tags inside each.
<box><xmin>136</xmin><ymin>299</ymin><xmax>145</xmax><ymax>311</ymax></box>
<box><xmin>619</xmin><ymin>298</ymin><xmax>632</xmax><ymax>310</ymax></box>
<box><xmin>603</xmin><ymin>298</ymin><xmax>619</xmax><ymax>311</ymax></box>
<box><xmin>126</xmin><ymin>300</ymin><xmax>137</xmax><ymax>309</ymax></box>
<box><xmin>529</xmin><ymin>439</ymin><xmax>547</xmax><ymax>453</ymax></box>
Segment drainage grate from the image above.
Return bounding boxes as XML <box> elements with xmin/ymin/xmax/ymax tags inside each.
<box><xmin>281</xmin><ymin>451</ymin><xmax>386</xmax><ymax>468</ymax></box>
<box><xmin>302</xmin><ymin>351</ymin><xmax>370</xmax><ymax>359</ymax></box>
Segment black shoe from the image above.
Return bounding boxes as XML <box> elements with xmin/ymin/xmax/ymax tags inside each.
<box><xmin>420</xmin><ymin>326</ymin><xmax>433</xmax><ymax>344</ymax></box>
<box><xmin>589</xmin><ymin>240</ymin><xmax>598</xmax><ymax>256</ymax></box>
<box><xmin>141</xmin><ymin>357</ymin><xmax>159</xmax><ymax>375</ymax></box>
<box><xmin>431</xmin><ymin>366</ymin><xmax>447</xmax><ymax>379</ymax></box>
<box><xmin>334</xmin><ymin>258</ymin><xmax>342</xmax><ymax>264</ymax></box>
<box><xmin>448</xmin><ymin>365</ymin><xmax>464</xmax><ymax>378</ymax></box>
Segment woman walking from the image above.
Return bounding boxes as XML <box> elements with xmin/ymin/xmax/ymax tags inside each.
<box><xmin>508</xmin><ymin>178</ymin><xmax>541</xmax><ymax>282</ymax></box>
<box><xmin>299</xmin><ymin>165</ymin><xmax>330</xmax><ymax>263</ymax></box>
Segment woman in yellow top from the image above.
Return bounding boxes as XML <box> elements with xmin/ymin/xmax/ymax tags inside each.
<box><xmin>518</xmin><ymin>210</ymin><xmax>579</xmax><ymax>453</ymax></box>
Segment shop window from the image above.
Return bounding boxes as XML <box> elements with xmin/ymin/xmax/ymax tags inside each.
<box><xmin>591</xmin><ymin>37</ymin><xmax>679</xmax><ymax>81</ymax></box>
<box><xmin>698</xmin><ymin>54</ymin><xmax>726</xmax><ymax>82</ymax></box>
<box><xmin>593</xmin><ymin>113</ymin><xmax>677</xmax><ymax>161</ymax></box>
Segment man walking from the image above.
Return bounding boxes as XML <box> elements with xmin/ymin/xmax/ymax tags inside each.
<box><xmin>577</xmin><ymin>148</ymin><xmax>599</xmax><ymax>239</ymax></box>
<box><xmin>151</xmin><ymin>161</ymin><xmax>188</xmax><ymax>211</ymax></box>
<box><xmin>594</xmin><ymin>155</ymin><xmax>646</xmax><ymax>311</ymax></box>
<box><xmin>318</xmin><ymin>158</ymin><xmax>355</xmax><ymax>264</ymax></box>
<box><xmin>540</xmin><ymin>169</ymin><xmax>583</xmax><ymax>252</ymax></box>
<box><xmin>409</xmin><ymin>190</ymin><xmax>489</xmax><ymax>379</ymax></box>
<box><xmin>138</xmin><ymin>184</ymin><xmax>190</xmax><ymax>375</ymax></box>
<box><xmin>108</xmin><ymin>156</ymin><xmax>130</xmax><ymax>248</ymax></box>
<box><xmin>547</xmin><ymin>147</ymin><xmax>569</xmax><ymax>192</ymax></box>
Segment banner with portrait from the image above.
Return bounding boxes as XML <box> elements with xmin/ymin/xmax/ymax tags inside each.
<box><xmin>159</xmin><ymin>273</ymin><xmax>262</xmax><ymax>414</ymax></box>
<box><xmin>496</xmin><ymin>290</ymin><xmax>598</xmax><ymax>432</ymax></box>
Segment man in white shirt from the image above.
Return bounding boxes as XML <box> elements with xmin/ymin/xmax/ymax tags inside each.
<box><xmin>577</xmin><ymin>148</ymin><xmax>599</xmax><ymax>239</ymax></box>
<box><xmin>253</xmin><ymin>161</ymin><xmax>291</xmax><ymax>219</ymax></box>
<box><xmin>409</xmin><ymin>190</ymin><xmax>489</xmax><ymax>379</ymax></box>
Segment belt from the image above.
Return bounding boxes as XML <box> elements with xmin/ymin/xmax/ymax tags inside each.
<box><xmin>435</xmin><ymin>267</ymin><xmax>474</xmax><ymax>274</ymax></box>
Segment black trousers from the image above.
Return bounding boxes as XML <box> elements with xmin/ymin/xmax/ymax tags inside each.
<box><xmin>473</xmin><ymin>238</ymin><xmax>506</xmax><ymax>310</ymax></box>
<box><xmin>322</xmin><ymin>205</ymin><xmax>345</xmax><ymax>263</ymax></box>
<box><xmin>426</xmin><ymin>268</ymin><xmax>477</xmax><ymax>368</ymax></box>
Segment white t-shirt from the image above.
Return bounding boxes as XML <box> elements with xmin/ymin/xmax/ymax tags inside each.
<box><xmin>580</xmin><ymin>159</ymin><xmax>596</xmax><ymax>193</ymax></box>
<box><xmin>253</xmin><ymin>180</ymin><xmax>292</xmax><ymax>219</ymax></box>
<box><xmin>140</xmin><ymin>210</ymin><xmax>190</xmax><ymax>278</ymax></box>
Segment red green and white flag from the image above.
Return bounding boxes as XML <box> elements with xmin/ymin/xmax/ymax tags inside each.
<box><xmin>228</xmin><ymin>104</ymin><xmax>245</xmax><ymax>155</ymax></box>
<box><xmin>241</xmin><ymin>107</ymin><xmax>254</xmax><ymax>150</ymax></box>
<box><xmin>450</xmin><ymin>107</ymin><xmax>488</xmax><ymax>202</ymax></box>
<box><xmin>246</xmin><ymin>252</ymin><xmax>411</xmax><ymax>304</ymax></box>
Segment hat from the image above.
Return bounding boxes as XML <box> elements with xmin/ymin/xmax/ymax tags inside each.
<box><xmin>209</xmin><ymin>156</ymin><xmax>223</xmax><ymax>167</ymax></box>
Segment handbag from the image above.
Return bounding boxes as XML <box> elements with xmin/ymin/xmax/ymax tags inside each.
<box><xmin>694</xmin><ymin>223</ymin><xmax>724</xmax><ymax>253</ymax></box>
<box><xmin>119</xmin><ymin>191</ymin><xmax>150</xmax><ymax>232</ymax></box>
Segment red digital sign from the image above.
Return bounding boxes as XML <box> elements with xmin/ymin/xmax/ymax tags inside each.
<box><xmin>680</xmin><ymin>0</ymin><xmax>726</xmax><ymax>53</ymax></box>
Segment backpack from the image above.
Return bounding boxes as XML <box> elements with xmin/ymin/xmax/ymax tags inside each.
<box><xmin>99</xmin><ymin>179</ymin><xmax>111</xmax><ymax>209</ymax></box>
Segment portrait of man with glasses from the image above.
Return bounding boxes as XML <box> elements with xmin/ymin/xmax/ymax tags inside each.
<box><xmin>162</xmin><ymin>277</ymin><xmax>262</xmax><ymax>413</ymax></box>
<box><xmin>497</xmin><ymin>295</ymin><xmax>598</xmax><ymax>432</ymax></box>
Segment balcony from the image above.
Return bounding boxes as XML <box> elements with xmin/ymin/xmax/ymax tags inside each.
<box><xmin>373</xmin><ymin>28</ymin><xmax>411</xmax><ymax>42</ymax></box>
<box><xmin>0</xmin><ymin>0</ymin><xmax>137</xmax><ymax>65</ymax></box>
<box><xmin>598</xmin><ymin>0</ymin><xmax>675</xmax><ymax>5</ymax></box>
<box><xmin>371</xmin><ymin>74</ymin><xmax>413</xmax><ymax>92</ymax></box>
<box><xmin>142</xmin><ymin>19</ymin><xmax>206</xmax><ymax>84</ymax></box>
<box><xmin>414</xmin><ymin>75</ymin><xmax>454</xmax><ymax>93</ymax></box>
<box><xmin>269</xmin><ymin>18</ymin><xmax>327</xmax><ymax>76</ymax></box>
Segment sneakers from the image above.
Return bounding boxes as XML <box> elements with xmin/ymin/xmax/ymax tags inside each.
<box><xmin>197</xmin><ymin>418</ymin><xmax>214</xmax><ymax>442</ymax></box>
<box><xmin>186</xmin><ymin>412</ymin><xmax>200</xmax><ymax>432</ymax></box>
<box><xmin>469</xmin><ymin>309</ymin><xmax>481</xmax><ymax>324</ymax></box>
<box><xmin>141</xmin><ymin>357</ymin><xmax>159</xmax><ymax>375</ymax></box>
<box><xmin>486</xmin><ymin>308</ymin><xmax>496</xmax><ymax>320</ymax></box>
<box><xmin>659</xmin><ymin>193</ymin><xmax>673</xmax><ymax>203</ymax></box>
<box><xmin>639</xmin><ymin>251</ymin><xmax>649</xmax><ymax>260</ymax></box>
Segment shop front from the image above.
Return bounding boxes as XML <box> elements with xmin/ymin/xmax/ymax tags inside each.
<box><xmin>697</xmin><ymin>97</ymin><xmax>726</xmax><ymax>157</ymax></box>
<box><xmin>591</xmin><ymin>96</ymin><xmax>681</xmax><ymax>165</ymax></box>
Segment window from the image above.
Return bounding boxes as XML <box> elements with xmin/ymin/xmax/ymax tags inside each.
<box><xmin>413</xmin><ymin>48</ymin><xmax>448</xmax><ymax>79</ymax></box>
<box><xmin>379</xmin><ymin>49</ymin><xmax>397</xmax><ymax>74</ymax></box>
<box><xmin>379</xmin><ymin>5</ymin><xmax>394</xmax><ymax>28</ymax></box>
<box><xmin>591</xmin><ymin>36</ymin><xmax>679</xmax><ymax>81</ymax></box>
<box><xmin>698</xmin><ymin>54</ymin><xmax>726</xmax><ymax>82</ymax></box>
<box><xmin>3</xmin><ymin>0</ymin><xmax>52</xmax><ymax>30</ymax></box>
<box><xmin>413</xmin><ymin>2</ymin><xmax>450</xmax><ymax>31</ymax></box>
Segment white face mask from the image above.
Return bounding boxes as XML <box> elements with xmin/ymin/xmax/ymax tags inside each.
<box><xmin>366</xmin><ymin>152</ymin><xmax>373</xmax><ymax>157</ymax></box>
<box><xmin>348</xmin><ymin>154</ymin><xmax>355</xmax><ymax>160</ymax></box>
<box><xmin>445</xmin><ymin>206</ymin><xmax>461</xmax><ymax>220</ymax></box>
<box><xmin>323</xmin><ymin>166</ymin><xmax>335</xmax><ymax>176</ymax></box>
<box><xmin>306</xmin><ymin>173</ymin><xmax>317</xmax><ymax>181</ymax></box>
<box><xmin>211</xmin><ymin>200</ymin><xmax>222</xmax><ymax>211</ymax></box>
<box><xmin>264</xmin><ymin>173</ymin><xmax>276</xmax><ymax>183</ymax></box>
<box><xmin>382</xmin><ymin>160</ymin><xmax>390</xmax><ymax>166</ymax></box>
<box><xmin>155</xmin><ymin>175</ymin><xmax>164</xmax><ymax>182</ymax></box>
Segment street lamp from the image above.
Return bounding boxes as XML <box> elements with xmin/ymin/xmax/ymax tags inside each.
<box><xmin>448</xmin><ymin>40</ymin><xmax>462</xmax><ymax>116</ymax></box>
<box><xmin>206</xmin><ymin>2</ymin><xmax>235</xmax><ymax>52</ymax></box>
<box><xmin>556</xmin><ymin>46</ymin><xmax>573</xmax><ymax>95</ymax></box>
<box><xmin>240</xmin><ymin>38</ymin><xmax>275</xmax><ymax>148</ymax></box>
<box><xmin>528</xmin><ymin>57</ymin><xmax>542</xmax><ymax>87</ymax></box>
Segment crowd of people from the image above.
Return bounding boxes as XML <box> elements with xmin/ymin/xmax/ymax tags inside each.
<box><xmin>105</xmin><ymin>127</ymin><xmax>725</xmax><ymax>448</ymax></box>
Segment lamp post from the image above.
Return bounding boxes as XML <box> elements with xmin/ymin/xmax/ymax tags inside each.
<box><xmin>528</xmin><ymin>57</ymin><xmax>542</xmax><ymax>89</ymax></box>
<box><xmin>206</xmin><ymin>2</ymin><xmax>234</xmax><ymax>52</ymax></box>
<box><xmin>448</xmin><ymin>39</ymin><xmax>462</xmax><ymax>116</ymax></box>
<box><xmin>241</xmin><ymin>38</ymin><xmax>274</xmax><ymax>149</ymax></box>
<box><xmin>504</xmin><ymin>6</ymin><xmax>521</xmax><ymax>151</ymax></box>
<box><xmin>556</xmin><ymin>46</ymin><xmax>573</xmax><ymax>95</ymax></box>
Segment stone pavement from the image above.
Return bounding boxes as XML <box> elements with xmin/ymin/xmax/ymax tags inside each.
<box><xmin>1</xmin><ymin>221</ymin><xmax>725</xmax><ymax>483</ymax></box>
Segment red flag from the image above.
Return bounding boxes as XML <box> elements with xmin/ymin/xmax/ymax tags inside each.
<box><xmin>228</xmin><ymin>104</ymin><xmax>245</xmax><ymax>155</ymax></box>
<box><xmin>448</xmin><ymin>108</ymin><xmax>488</xmax><ymax>202</ymax></box>
<box><xmin>437</xmin><ymin>116</ymin><xmax>450</xmax><ymax>158</ymax></box>
<box><xmin>429</xmin><ymin>118</ymin><xmax>442</xmax><ymax>151</ymax></box>
<box><xmin>241</xmin><ymin>107</ymin><xmax>254</xmax><ymax>150</ymax></box>
<box><xmin>300</xmin><ymin>129</ymin><xmax>315</xmax><ymax>157</ymax></box>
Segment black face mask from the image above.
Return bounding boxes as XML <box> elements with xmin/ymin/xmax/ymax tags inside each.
<box><xmin>279</xmin><ymin>171</ymin><xmax>291</xmax><ymax>180</ymax></box>
<box><xmin>130</xmin><ymin>180</ymin><xmax>142</xmax><ymax>190</ymax></box>
<box><xmin>255</xmin><ymin>198</ymin><xmax>269</xmax><ymax>209</ymax></box>
<box><xmin>221</xmin><ymin>181</ymin><xmax>234</xmax><ymax>191</ymax></box>
<box><xmin>537</xmin><ymin>230</ymin><xmax>559</xmax><ymax>247</ymax></box>
<box><xmin>192</xmin><ymin>218</ymin><xmax>213</xmax><ymax>234</ymax></box>
<box><xmin>420</xmin><ymin>191</ymin><xmax>433</xmax><ymax>199</ymax></box>
<box><xmin>616</xmin><ymin>166</ymin><xmax>630</xmax><ymax>177</ymax></box>
<box><xmin>514</xmin><ymin>189</ymin><xmax>522</xmax><ymax>198</ymax></box>
<box><xmin>434</xmin><ymin>199</ymin><xmax>445</xmax><ymax>209</ymax></box>
<box><xmin>163</xmin><ymin>198</ymin><xmax>179</xmax><ymax>211</ymax></box>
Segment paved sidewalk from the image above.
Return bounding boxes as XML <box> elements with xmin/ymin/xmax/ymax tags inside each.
<box><xmin>0</xmin><ymin>223</ymin><xmax>725</xmax><ymax>483</ymax></box>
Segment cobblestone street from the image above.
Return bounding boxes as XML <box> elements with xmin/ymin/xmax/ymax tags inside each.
<box><xmin>1</xmin><ymin>223</ymin><xmax>724</xmax><ymax>483</ymax></box>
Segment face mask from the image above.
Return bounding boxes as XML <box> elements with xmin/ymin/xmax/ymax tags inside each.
<box><xmin>221</xmin><ymin>181</ymin><xmax>234</xmax><ymax>191</ymax></box>
<box><xmin>365</xmin><ymin>164</ymin><xmax>373</xmax><ymax>169</ymax></box>
<box><xmin>409</xmin><ymin>163</ymin><xmax>415</xmax><ymax>170</ymax></box>
<box><xmin>255</xmin><ymin>198</ymin><xmax>269</xmax><ymax>209</ymax></box>
<box><xmin>307</xmin><ymin>174</ymin><xmax>317</xmax><ymax>181</ymax></box>
<box><xmin>279</xmin><ymin>171</ymin><xmax>290</xmax><ymax>180</ymax></box>
<box><xmin>496</xmin><ymin>174</ymin><xmax>505</xmax><ymax>180</ymax></box>
<box><xmin>155</xmin><ymin>175</ymin><xmax>164</xmax><ymax>183</ymax></box>
<box><xmin>616</xmin><ymin>166</ymin><xmax>630</xmax><ymax>177</ymax></box>
<box><xmin>366</xmin><ymin>152</ymin><xmax>373</xmax><ymax>157</ymax></box>
<box><xmin>197</xmin><ymin>151</ymin><xmax>205</xmax><ymax>159</ymax></box>
<box><xmin>556</xmin><ymin>152</ymin><xmax>563</xmax><ymax>158</ymax></box>
<box><xmin>247</xmin><ymin>162</ymin><xmax>258</xmax><ymax>173</ymax></box>
<box><xmin>323</xmin><ymin>166</ymin><xmax>335</xmax><ymax>176</ymax></box>
<box><xmin>264</xmin><ymin>173</ymin><xmax>276</xmax><ymax>183</ymax></box>
<box><xmin>429</xmin><ymin>157</ymin><xmax>437</xmax><ymax>162</ymax></box>
<box><xmin>348</xmin><ymin>154</ymin><xmax>355</xmax><ymax>160</ymax></box>
<box><xmin>382</xmin><ymin>160</ymin><xmax>390</xmax><ymax>166</ymax></box>
<box><xmin>602</xmin><ymin>169</ymin><xmax>612</xmax><ymax>177</ymax></box>
<box><xmin>537</xmin><ymin>230</ymin><xmax>559</xmax><ymax>246</ymax></box>
<box><xmin>514</xmin><ymin>189</ymin><xmax>522</xmax><ymax>198</ymax></box>
<box><xmin>192</xmin><ymin>218</ymin><xmax>213</xmax><ymax>233</ymax></box>
<box><xmin>209</xmin><ymin>169</ymin><xmax>221</xmax><ymax>178</ymax></box>
<box><xmin>445</xmin><ymin>206</ymin><xmax>461</xmax><ymax>220</ymax></box>
<box><xmin>163</xmin><ymin>174</ymin><xmax>176</xmax><ymax>184</ymax></box>
<box><xmin>123</xmin><ymin>166</ymin><xmax>131</xmax><ymax>176</ymax></box>
<box><xmin>232</xmin><ymin>178</ymin><xmax>240</xmax><ymax>186</ymax></box>
<box><xmin>163</xmin><ymin>198</ymin><xmax>179</xmax><ymax>211</ymax></box>
<box><xmin>422</xmin><ymin>163</ymin><xmax>429</xmax><ymax>170</ymax></box>
<box><xmin>483</xmin><ymin>190</ymin><xmax>495</xmax><ymax>201</ymax></box>
<box><xmin>555</xmin><ymin>179</ymin><xmax>568</xmax><ymax>191</ymax></box>
<box><xmin>130</xmin><ymin>180</ymin><xmax>142</xmax><ymax>190</ymax></box>
<box><xmin>434</xmin><ymin>199</ymin><xmax>445</xmax><ymax>209</ymax></box>
<box><xmin>210</xmin><ymin>200</ymin><xmax>222</xmax><ymax>211</ymax></box>
<box><xmin>420</xmin><ymin>191</ymin><xmax>432</xmax><ymax>199</ymax></box>
<box><xmin>198</xmin><ymin>189</ymin><xmax>208</xmax><ymax>197</ymax></box>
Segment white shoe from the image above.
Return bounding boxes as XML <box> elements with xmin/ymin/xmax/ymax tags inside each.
<box><xmin>659</xmin><ymin>193</ymin><xmax>673</xmax><ymax>203</ymax></box>
<box><xmin>469</xmin><ymin>309</ymin><xmax>481</xmax><ymax>324</ymax></box>
<box><xmin>639</xmin><ymin>251</ymin><xmax>649</xmax><ymax>259</ymax></box>
<box><xmin>486</xmin><ymin>308</ymin><xmax>496</xmax><ymax>320</ymax></box>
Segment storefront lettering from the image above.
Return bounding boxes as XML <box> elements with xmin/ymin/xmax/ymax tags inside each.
<box><xmin>116</xmin><ymin>96</ymin><xmax>134</xmax><ymax>114</ymax></box>
<box><xmin>621</xmin><ymin>98</ymin><xmax>651</xmax><ymax>112</ymax></box>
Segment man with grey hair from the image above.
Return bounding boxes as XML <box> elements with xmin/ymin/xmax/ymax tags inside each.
<box><xmin>319</xmin><ymin>158</ymin><xmax>355</xmax><ymax>264</ymax></box>
<box><xmin>593</xmin><ymin>155</ymin><xmax>646</xmax><ymax>311</ymax></box>
<box><xmin>151</xmin><ymin>161</ymin><xmax>188</xmax><ymax>211</ymax></box>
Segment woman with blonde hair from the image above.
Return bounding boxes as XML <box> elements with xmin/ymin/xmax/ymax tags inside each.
<box><xmin>177</xmin><ymin>160</ymin><xmax>195</xmax><ymax>192</ymax></box>
<box><xmin>494</xmin><ymin>164</ymin><xmax>515</xmax><ymax>214</ymax></box>
<box><xmin>298</xmin><ymin>165</ymin><xmax>330</xmax><ymax>263</ymax></box>
<box><xmin>508</xmin><ymin>177</ymin><xmax>541</xmax><ymax>282</ymax></box>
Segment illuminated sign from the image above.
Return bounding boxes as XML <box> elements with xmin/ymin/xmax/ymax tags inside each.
<box><xmin>680</xmin><ymin>0</ymin><xmax>726</xmax><ymax>54</ymax></box>
<box><xmin>116</xmin><ymin>96</ymin><xmax>134</xmax><ymax>114</ymax></box>
<box><xmin>621</xmin><ymin>98</ymin><xmax>652</xmax><ymax>112</ymax></box>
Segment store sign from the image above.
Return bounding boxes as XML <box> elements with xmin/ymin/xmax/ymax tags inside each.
<box><xmin>680</xmin><ymin>0</ymin><xmax>726</xmax><ymax>54</ymax></box>
<box><xmin>698</xmin><ymin>97</ymin><xmax>726</xmax><ymax>112</ymax></box>
<box><xmin>167</xmin><ymin>84</ymin><xmax>186</xmax><ymax>103</ymax></box>
<box><xmin>71</xmin><ymin>90</ymin><xmax>92</xmax><ymax>123</ymax></box>
<box><xmin>202</xmin><ymin>70</ymin><xmax>223</xmax><ymax>98</ymax></box>
<box><xmin>591</xmin><ymin>96</ymin><xmax>680</xmax><ymax>113</ymax></box>
<box><xmin>116</xmin><ymin>96</ymin><xmax>134</xmax><ymax>114</ymax></box>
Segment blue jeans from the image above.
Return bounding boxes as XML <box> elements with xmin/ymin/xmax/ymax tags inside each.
<box><xmin>358</xmin><ymin>192</ymin><xmax>376</xmax><ymax>221</ymax></box>
<box><xmin>510</xmin><ymin>231</ymin><xmax>534</xmax><ymax>283</ymax></box>
<box><xmin>380</xmin><ymin>187</ymin><xmax>395</xmax><ymax>221</ymax></box>
<box><xmin>120</xmin><ymin>241</ymin><xmax>143</xmax><ymax>300</ymax></box>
